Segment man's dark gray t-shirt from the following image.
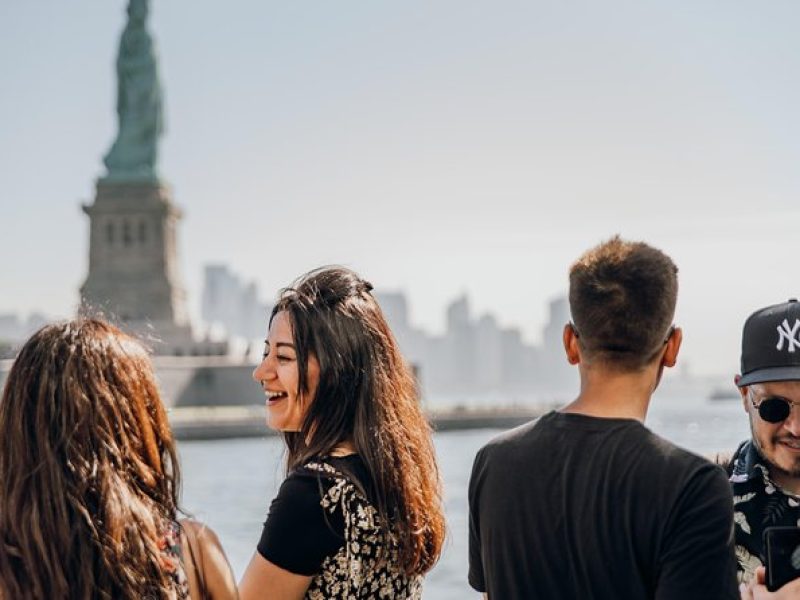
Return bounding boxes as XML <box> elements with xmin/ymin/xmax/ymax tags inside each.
<box><xmin>468</xmin><ymin>411</ymin><xmax>738</xmax><ymax>599</ymax></box>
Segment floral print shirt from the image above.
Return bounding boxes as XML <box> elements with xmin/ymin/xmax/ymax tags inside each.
<box><xmin>728</xmin><ymin>440</ymin><xmax>800</xmax><ymax>583</ymax></box>
<box><xmin>302</xmin><ymin>459</ymin><xmax>422</xmax><ymax>600</ymax></box>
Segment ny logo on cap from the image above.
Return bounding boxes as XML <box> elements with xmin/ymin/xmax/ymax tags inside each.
<box><xmin>776</xmin><ymin>319</ymin><xmax>800</xmax><ymax>353</ymax></box>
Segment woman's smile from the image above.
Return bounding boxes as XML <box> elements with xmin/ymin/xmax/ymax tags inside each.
<box><xmin>252</xmin><ymin>311</ymin><xmax>319</xmax><ymax>431</ymax></box>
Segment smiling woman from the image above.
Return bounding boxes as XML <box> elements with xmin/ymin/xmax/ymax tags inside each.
<box><xmin>241</xmin><ymin>266</ymin><xmax>446</xmax><ymax>600</ymax></box>
<box><xmin>253</xmin><ymin>311</ymin><xmax>320</xmax><ymax>432</ymax></box>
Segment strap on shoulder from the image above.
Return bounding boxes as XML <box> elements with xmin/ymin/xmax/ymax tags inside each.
<box><xmin>181</xmin><ymin>520</ymin><xmax>209</xmax><ymax>600</ymax></box>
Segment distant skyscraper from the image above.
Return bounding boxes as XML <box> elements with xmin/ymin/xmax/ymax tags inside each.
<box><xmin>375</xmin><ymin>291</ymin><xmax>412</xmax><ymax>353</ymax></box>
<box><xmin>476</xmin><ymin>314</ymin><xmax>503</xmax><ymax>390</ymax></box>
<box><xmin>375</xmin><ymin>292</ymin><xmax>410</xmax><ymax>333</ymax></box>
<box><xmin>202</xmin><ymin>265</ymin><xmax>239</xmax><ymax>327</ymax></box>
<box><xmin>201</xmin><ymin>264</ymin><xmax>270</xmax><ymax>340</ymax></box>
<box><xmin>539</xmin><ymin>296</ymin><xmax>577</xmax><ymax>393</ymax></box>
<box><xmin>500</xmin><ymin>327</ymin><xmax>532</xmax><ymax>388</ymax></box>
<box><xmin>445</xmin><ymin>295</ymin><xmax>476</xmax><ymax>391</ymax></box>
<box><xmin>374</xmin><ymin>291</ymin><xmax>442</xmax><ymax>393</ymax></box>
<box><xmin>447</xmin><ymin>295</ymin><xmax>470</xmax><ymax>331</ymax></box>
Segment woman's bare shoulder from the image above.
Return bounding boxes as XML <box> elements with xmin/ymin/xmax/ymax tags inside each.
<box><xmin>180</xmin><ymin>518</ymin><xmax>239</xmax><ymax>600</ymax></box>
<box><xmin>181</xmin><ymin>519</ymin><xmax>223</xmax><ymax>545</ymax></box>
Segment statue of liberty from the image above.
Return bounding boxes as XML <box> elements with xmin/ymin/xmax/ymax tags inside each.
<box><xmin>103</xmin><ymin>0</ymin><xmax>164</xmax><ymax>182</ymax></box>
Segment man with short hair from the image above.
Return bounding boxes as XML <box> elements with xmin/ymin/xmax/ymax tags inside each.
<box><xmin>468</xmin><ymin>236</ymin><xmax>738</xmax><ymax>599</ymax></box>
<box><xmin>725</xmin><ymin>299</ymin><xmax>800</xmax><ymax>585</ymax></box>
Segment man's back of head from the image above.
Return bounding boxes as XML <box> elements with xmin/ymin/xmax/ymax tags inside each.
<box><xmin>568</xmin><ymin>235</ymin><xmax>678</xmax><ymax>372</ymax></box>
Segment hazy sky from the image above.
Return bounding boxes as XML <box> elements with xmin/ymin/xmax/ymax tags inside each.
<box><xmin>2</xmin><ymin>1</ymin><xmax>800</xmax><ymax>376</ymax></box>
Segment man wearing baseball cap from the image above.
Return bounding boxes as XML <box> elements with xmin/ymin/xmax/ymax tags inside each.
<box><xmin>727</xmin><ymin>299</ymin><xmax>800</xmax><ymax>585</ymax></box>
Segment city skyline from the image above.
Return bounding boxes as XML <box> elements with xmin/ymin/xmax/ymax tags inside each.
<box><xmin>200</xmin><ymin>263</ymin><xmax>571</xmax><ymax>342</ymax></box>
<box><xmin>2</xmin><ymin>263</ymin><xmax>578</xmax><ymax>393</ymax></box>
<box><xmin>4</xmin><ymin>1</ymin><xmax>800</xmax><ymax>376</ymax></box>
<box><xmin>2</xmin><ymin>264</ymin><xmax>568</xmax><ymax>346</ymax></box>
<box><xmin>200</xmin><ymin>262</ymin><xmax>578</xmax><ymax>396</ymax></box>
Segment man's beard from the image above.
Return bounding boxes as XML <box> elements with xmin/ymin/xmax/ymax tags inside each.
<box><xmin>751</xmin><ymin>425</ymin><xmax>800</xmax><ymax>479</ymax></box>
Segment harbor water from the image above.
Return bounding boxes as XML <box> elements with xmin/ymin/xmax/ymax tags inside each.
<box><xmin>178</xmin><ymin>394</ymin><xmax>750</xmax><ymax>600</ymax></box>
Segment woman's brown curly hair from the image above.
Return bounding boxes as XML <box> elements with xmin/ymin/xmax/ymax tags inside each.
<box><xmin>0</xmin><ymin>319</ymin><xmax>182</xmax><ymax>600</ymax></box>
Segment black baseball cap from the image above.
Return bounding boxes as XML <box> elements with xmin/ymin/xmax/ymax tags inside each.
<box><xmin>738</xmin><ymin>299</ymin><xmax>800</xmax><ymax>387</ymax></box>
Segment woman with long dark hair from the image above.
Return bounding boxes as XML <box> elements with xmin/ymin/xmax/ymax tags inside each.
<box><xmin>239</xmin><ymin>267</ymin><xmax>446</xmax><ymax>599</ymax></box>
<box><xmin>0</xmin><ymin>319</ymin><xmax>238</xmax><ymax>600</ymax></box>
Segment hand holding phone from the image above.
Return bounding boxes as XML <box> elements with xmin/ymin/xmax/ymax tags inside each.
<box><xmin>740</xmin><ymin>566</ymin><xmax>800</xmax><ymax>599</ymax></box>
<box><xmin>763</xmin><ymin>526</ymin><xmax>800</xmax><ymax>592</ymax></box>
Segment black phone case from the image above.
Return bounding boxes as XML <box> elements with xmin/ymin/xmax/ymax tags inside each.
<box><xmin>764</xmin><ymin>526</ymin><xmax>800</xmax><ymax>592</ymax></box>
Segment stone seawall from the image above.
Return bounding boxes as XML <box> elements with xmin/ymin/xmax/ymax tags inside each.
<box><xmin>1</xmin><ymin>357</ymin><xmax>556</xmax><ymax>440</ymax></box>
<box><xmin>169</xmin><ymin>405</ymin><xmax>553</xmax><ymax>441</ymax></box>
<box><xmin>153</xmin><ymin>356</ymin><xmax>262</xmax><ymax>408</ymax></box>
<box><xmin>0</xmin><ymin>356</ymin><xmax>262</xmax><ymax>408</ymax></box>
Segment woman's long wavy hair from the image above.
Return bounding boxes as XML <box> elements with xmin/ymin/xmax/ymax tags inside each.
<box><xmin>271</xmin><ymin>266</ymin><xmax>445</xmax><ymax>576</ymax></box>
<box><xmin>0</xmin><ymin>319</ymin><xmax>182</xmax><ymax>600</ymax></box>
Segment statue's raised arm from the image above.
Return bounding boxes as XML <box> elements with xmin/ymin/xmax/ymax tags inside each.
<box><xmin>102</xmin><ymin>0</ymin><xmax>164</xmax><ymax>182</ymax></box>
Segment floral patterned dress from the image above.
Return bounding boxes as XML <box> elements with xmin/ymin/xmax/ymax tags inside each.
<box><xmin>158</xmin><ymin>519</ymin><xmax>191</xmax><ymax>600</ymax></box>
<box><xmin>301</xmin><ymin>460</ymin><xmax>422</xmax><ymax>599</ymax></box>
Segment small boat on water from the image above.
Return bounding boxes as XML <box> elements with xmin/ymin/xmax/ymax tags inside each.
<box><xmin>708</xmin><ymin>388</ymin><xmax>740</xmax><ymax>401</ymax></box>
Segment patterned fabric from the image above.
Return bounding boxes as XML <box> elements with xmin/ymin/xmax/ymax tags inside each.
<box><xmin>729</xmin><ymin>440</ymin><xmax>800</xmax><ymax>583</ymax></box>
<box><xmin>158</xmin><ymin>519</ymin><xmax>190</xmax><ymax>600</ymax></box>
<box><xmin>302</xmin><ymin>460</ymin><xmax>422</xmax><ymax>600</ymax></box>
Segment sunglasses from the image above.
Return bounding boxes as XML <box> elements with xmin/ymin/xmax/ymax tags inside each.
<box><xmin>750</xmin><ymin>392</ymin><xmax>800</xmax><ymax>424</ymax></box>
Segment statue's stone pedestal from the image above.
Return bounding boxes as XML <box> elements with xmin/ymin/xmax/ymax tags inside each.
<box><xmin>80</xmin><ymin>180</ymin><xmax>226</xmax><ymax>356</ymax></box>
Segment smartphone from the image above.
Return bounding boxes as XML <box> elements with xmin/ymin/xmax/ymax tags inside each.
<box><xmin>764</xmin><ymin>526</ymin><xmax>800</xmax><ymax>591</ymax></box>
